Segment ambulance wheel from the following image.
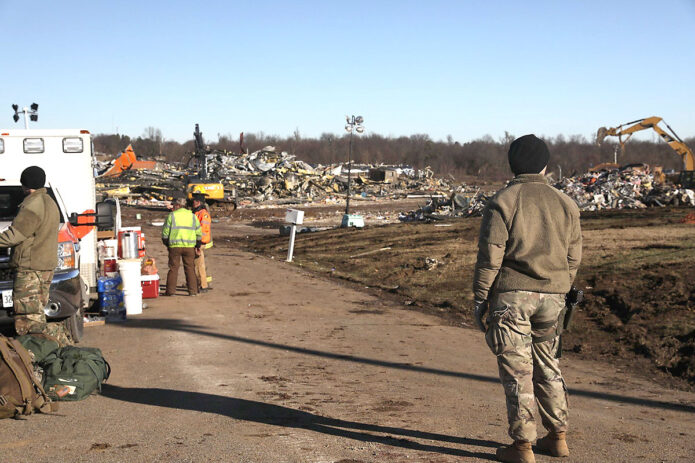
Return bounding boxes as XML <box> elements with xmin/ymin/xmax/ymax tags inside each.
<box><xmin>66</xmin><ymin>309</ymin><xmax>84</xmax><ymax>343</ymax></box>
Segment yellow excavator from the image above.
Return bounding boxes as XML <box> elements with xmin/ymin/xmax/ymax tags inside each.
<box><xmin>186</xmin><ymin>123</ymin><xmax>237</xmax><ymax>213</ymax></box>
<box><xmin>596</xmin><ymin>116</ymin><xmax>694</xmax><ymax>187</ymax></box>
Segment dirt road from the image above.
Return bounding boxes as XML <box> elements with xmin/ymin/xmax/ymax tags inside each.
<box><xmin>2</xmin><ymin>214</ymin><xmax>694</xmax><ymax>462</ymax></box>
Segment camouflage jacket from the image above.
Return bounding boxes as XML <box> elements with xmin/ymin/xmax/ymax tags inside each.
<box><xmin>473</xmin><ymin>174</ymin><xmax>582</xmax><ymax>301</ymax></box>
<box><xmin>0</xmin><ymin>188</ymin><xmax>59</xmax><ymax>271</ymax></box>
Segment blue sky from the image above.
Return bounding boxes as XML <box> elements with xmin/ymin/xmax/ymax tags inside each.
<box><xmin>2</xmin><ymin>0</ymin><xmax>694</xmax><ymax>143</ymax></box>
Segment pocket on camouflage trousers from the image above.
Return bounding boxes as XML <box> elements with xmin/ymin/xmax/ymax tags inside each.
<box><xmin>485</xmin><ymin>305</ymin><xmax>514</xmax><ymax>355</ymax></box>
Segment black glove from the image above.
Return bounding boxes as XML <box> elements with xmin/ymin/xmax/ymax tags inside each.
<box><xmin>474</xmin><ymin>300</ymin><xmax>488</xmax><ymax>332</ymax></box>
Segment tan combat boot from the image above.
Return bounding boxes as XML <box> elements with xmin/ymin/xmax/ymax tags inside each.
<box><xmin>495</xmin><ymin>440</ymin><xmax>536</xmax><ymax>463</ymax></box>
<box><xmin>536</xmin><ymin>431</ymin><xmax>569</xmax><ymax>457</ymax></box>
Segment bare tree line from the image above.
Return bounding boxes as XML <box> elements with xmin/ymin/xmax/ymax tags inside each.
<box><xmin>94</xmin><ymin>129</ymin><xmax>694</xmax><ymax>181</ymax></box>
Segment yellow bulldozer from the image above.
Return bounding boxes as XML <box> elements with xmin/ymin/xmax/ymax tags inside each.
<box><xmin>596</xmin><ymin>116</ymin><xmax>694</xmax><ymax>188</ymax></box>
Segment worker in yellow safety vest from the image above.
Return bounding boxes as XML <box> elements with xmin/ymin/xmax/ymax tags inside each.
<box><xmin>162</xmin><ymin>197</ymin><xmax>202</xmax><ymax>296</ymax></box>
<box><xmin>191</xmin><ymin>194</ymin><xmax>213</xmax><ymax>292</ymax></box>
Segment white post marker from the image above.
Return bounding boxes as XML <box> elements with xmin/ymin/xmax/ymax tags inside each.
<box><xmin>285</xmin><ymin>209</ymin><xmax>304</xmax><ymax>262</ymax></box>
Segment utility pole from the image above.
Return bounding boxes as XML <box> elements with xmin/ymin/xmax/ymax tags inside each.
<box><xmin>341</xmin><ymin>115</ymin><xmax>365</xmax><ymax>228</ymax></box>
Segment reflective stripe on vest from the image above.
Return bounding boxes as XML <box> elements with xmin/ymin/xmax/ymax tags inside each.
<box><xmin>195</xmin><ymin>208</ymin><xmax>212</xmax><ymax>244</ymax></box>
<box><xmin>166</xmin><ymin>209</ymin><xmax>201</xmax><ymax>247</ymax></box>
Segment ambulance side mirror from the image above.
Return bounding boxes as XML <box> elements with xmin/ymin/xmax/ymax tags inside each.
<box><xmin>68</xmin><ymin>201</ymin><xmax>115</xmax><ymax>229</ymax></box>
<box><xmin>95</xmin><ymin>201</ymin><xmax>115</xmax><ymax>229</ymax></box>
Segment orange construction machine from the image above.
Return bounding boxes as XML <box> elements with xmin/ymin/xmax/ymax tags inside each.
<box><xmin>596</xmin><ymin>117</ymin><xmax>694</xmax><ymax>187</ymax></box>
<box><xmin>101</xmin><ymin>145</ymin><xmax>156</xmax><ymax>177</ymax></box>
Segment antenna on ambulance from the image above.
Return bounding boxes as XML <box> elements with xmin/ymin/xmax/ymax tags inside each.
<box><xmin>11</xmin><ymin>103</ymin><xmax>39</xmax><ymax>129</ymax></box>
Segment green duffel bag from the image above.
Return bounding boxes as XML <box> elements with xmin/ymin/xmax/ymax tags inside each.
<box><xmin>42</xmin><ymin>346</ymin><xmax>111</xmax><ymax>401</ymax></box>
<box><xmin>15</xmin><ymin>334</ymin><xmax>60</xmax><ymax>365</ymax></box>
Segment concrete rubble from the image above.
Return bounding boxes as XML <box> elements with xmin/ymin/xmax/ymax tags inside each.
<box><xmin>96</xmin><ymin>147</ymin><xmax>452</xmax><ymax>207</ymax></box>
<box><xmin>96</xmin><ymin>150</ymin><xmax>694</xmax><ymax>221</ymax></box>
<box><xmin>398</xmin><ymin>187</ymin><xmax>491</xmax><ymax>222</ymax></box>
<box><xmin>397</xmin><ymin>164</ymin><xmax>694</xmax><ymax>222</ymax></box>
<box><xmin>553</xmin><ymin>165</ymin><xmax>694</xmax><ymax>211</ymax></box>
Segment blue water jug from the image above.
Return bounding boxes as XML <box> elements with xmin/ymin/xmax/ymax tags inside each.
<box><xmin>99</xmin><ymin>291</ymin><xmax>123</xmax><ymax>308</ymax></box>
<box><xmin>97</xmin><ymin>275</ymin><xmax>123</xmax><ymax>293</ymax></box>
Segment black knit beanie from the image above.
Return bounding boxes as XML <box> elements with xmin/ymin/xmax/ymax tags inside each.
<box><xmin>507</xmin><ymin>134</ymin><xmax>550</xmax><ymax>175</ymax></box>
<box><xmin>20</xmin><ymin>166</ymin><xmax>46</xmax><ymax>189</ymax></box>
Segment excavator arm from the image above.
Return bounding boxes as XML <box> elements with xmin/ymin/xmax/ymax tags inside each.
<box><xmin>597</xmin><ymin>117</ymin><xmax>694</xmax><ymax>171</ymax></box>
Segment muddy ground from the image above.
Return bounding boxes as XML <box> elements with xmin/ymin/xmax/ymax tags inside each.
<box><xmin>236</xmin><ymin>204</ymin><xmax>695</xmax><ymax>391</ymax></box>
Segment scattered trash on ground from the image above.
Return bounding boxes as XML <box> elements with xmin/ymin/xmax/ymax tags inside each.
<box><xmin>397</xmin><ymin>164</ymin><xmax>694</xmax><ymax>222</ymax></box>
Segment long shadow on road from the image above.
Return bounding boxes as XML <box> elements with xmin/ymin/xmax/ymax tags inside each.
<box><xmin>121</xmin><ymin>318</ymin><xmax>695</xmax><ymax>414</ymax></box>
<box><xmin>102</xmin><ymin>384</ymin><xmax>499</xmax><ymax>460</ymax></box>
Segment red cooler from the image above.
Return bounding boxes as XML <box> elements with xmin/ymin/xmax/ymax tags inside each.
<box><xmin>141</xmin><ymin>274</ymin><xmax>160</xmax><ymax>298</ymax></box>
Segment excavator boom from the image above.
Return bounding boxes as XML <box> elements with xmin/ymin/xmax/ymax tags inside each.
<box><xmin>597</xmin><ymin>117</ymin><xmax>694</xmax><ymax>171</ymax></box>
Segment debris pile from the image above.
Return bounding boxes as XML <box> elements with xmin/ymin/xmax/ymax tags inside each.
<box><xmin>397</xmin><ymin>165</ymin><xmax>695</xmax><ymax>222</ymax></box>
<box><xmin>97</xmin><ymin>147</ymin><xmax>694</xmax><ymax>220</ymax></box>
<box><xmin>96</xmin><ymin>146</ymin><xmax>454</xmax><ymax>207</ymax></box>
<box><xmin>398</xmin><ymin>186</ymin><xmax>492</xmax><ymax>222</ymax></box>
<box><xmin>555</xmin><ymin>166</ymin><xmax>695</xmax><ymax>211</ymax></box>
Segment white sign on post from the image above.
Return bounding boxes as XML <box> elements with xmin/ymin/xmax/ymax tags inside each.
<box><xmin>285</xmin><ymin>209</ymin><xmax>304</xmax><ymax>262</ymax></box>
<box><xmin>285</xmin><ymin>209</ymin><xmax>304</xmax><ymax>225</ymax></box>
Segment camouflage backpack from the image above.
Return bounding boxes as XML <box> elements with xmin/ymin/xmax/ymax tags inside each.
<box><xmin>0</xmin><ymin>335</ymin><xmax>56</xmax><ymax>419</ymax></box>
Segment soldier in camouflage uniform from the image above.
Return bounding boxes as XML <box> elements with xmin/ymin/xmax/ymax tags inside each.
<box><xmin>473</xmin><ymin>136</ymin><xmax>582</xmax><ymax>463</ymax></box>
<box><xmin>0</xmin><ymin>166</ymin><xmax>72</xmax><ymax>346</ymax></box>
<box><xmin>13</xmin><ymin>270</ymin><xmax>72</xmax><ymax>345</ymax></box>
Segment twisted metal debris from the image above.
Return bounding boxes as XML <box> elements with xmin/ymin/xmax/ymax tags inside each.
<box><xmin>96</xmin><ymin>150</ymin><xmax>694</xmax><ymax>219</ymax></box>
<box><xmin>554</xmin><ymin>166</ymin><xmax>694</xmax><ymax>211</ymax></box>
<box><xmin>96</xmin><ymin>147</ymin><xmax>451</xmax><ymax>208</ymax></box>
<box><xmin>397</xmin><ymin>165</ymin><xmax>694</xmax><ymax>222</ymax></box>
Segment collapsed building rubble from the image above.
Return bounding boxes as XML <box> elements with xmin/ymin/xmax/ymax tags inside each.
<box><xmin>554</xmin><ymin>165</ymin><xmax>694</xmax><ymax>211</ymax></box>
<box><xmin>96</xmin><ymin>146</ymin><xmax>452</xmax><ymax>207</ymax></box>
<box><xmin>398</xmin><ymin>187</ymin><xmax>491</xmax><ymax>222</ymax></box>
<box><xmin>397</xmin><ymin>164</ymin><xmax>695</xmax><ymax>222</ymax></box>
<box><xmin>96</xmin><ymin>146</ymin><xmax>694</xmax><ymax>223</ymax></box>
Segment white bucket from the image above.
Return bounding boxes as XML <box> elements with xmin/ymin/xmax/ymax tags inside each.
<box><xmin>118</xmin><ymin>258</ymin><xmax>143</xmax><ymax>315</ymax></box>
<box><xmin>123</xmin><ymin>290</ymin><xmax>143</xmax><ymax>316</ymax></box>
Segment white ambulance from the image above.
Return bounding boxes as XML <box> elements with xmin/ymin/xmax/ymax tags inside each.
<box><xmin>0</xmin><ymin>129</ymin><xmax>114</xmax><ymax>340</ymax></box>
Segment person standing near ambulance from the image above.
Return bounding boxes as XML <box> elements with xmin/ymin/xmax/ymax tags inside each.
<box><xmin>162</xmin><ymin>197</ymin><xmax>202</xmax><ymax>296</ymax></box>
<box><xmin>191</xmin><ymin>194</ymin><xmax>212</xmax><ymax>292</ymax></box>
<box><xmin>0</xmin><ymin>166</ymin><xmax>72</xmax><ymax>345</ymax></box>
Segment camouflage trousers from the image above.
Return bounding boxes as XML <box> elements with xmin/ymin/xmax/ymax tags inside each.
<box><xmin>485</xmin><ymin>290</ymin><xmax>569</xmax><ymax>442</ymax></box>
<box><xmin>13</xmin><ymin>270</ymin><xmax>72</xmax><ymax>346</ymax></box>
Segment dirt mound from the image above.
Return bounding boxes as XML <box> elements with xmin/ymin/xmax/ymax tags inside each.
<box><xmin>575</xmin><ymin>263</ymin><xmax>695</xmax><ymax>384</ymax></box>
